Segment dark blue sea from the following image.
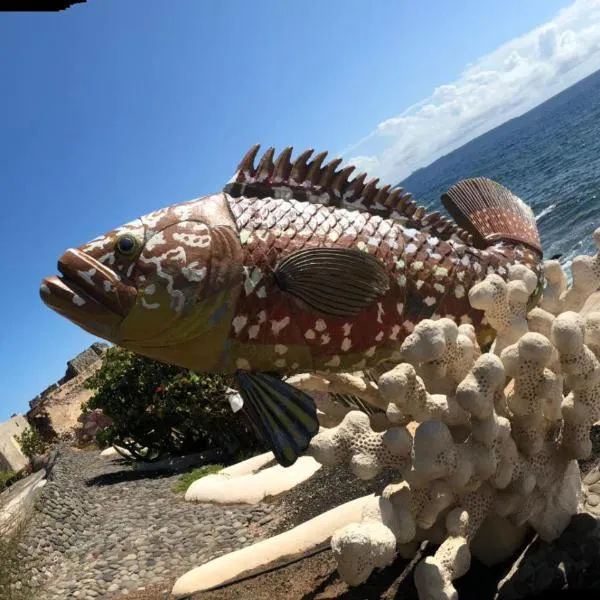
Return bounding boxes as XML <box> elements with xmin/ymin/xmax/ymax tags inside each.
<box><xmin>399</xmin><ymin>69</ymin><xmax>600</xmax><ymax>277</ymax></box>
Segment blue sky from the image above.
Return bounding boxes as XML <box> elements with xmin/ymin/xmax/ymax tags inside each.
<box><xmin>1</xmin><ymin>0</ymin><xmax>598</xmax><ymax>421</ymax></box>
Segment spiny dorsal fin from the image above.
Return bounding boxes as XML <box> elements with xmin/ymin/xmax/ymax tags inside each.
<box><xmin>224</xmin><ymin>144</ymin><xmax>473</xmax><ymax>243</ymax></box>
<box><xmin>441</xmin><ymin>177</ymin><xmax>541</xmax><ymax>253</ymax></box>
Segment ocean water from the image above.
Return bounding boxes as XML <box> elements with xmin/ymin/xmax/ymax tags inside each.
<box><xmin>400</xmin><ymin>69</ymin><xmax>600</xmax><ymax>276</ymax></box>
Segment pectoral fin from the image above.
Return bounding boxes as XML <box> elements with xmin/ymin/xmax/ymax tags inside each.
<box><xmin>273</xmin><ymin>247</ymin><xmax>390</xmax><ymax>318</ymax></box>
<box><xmin>235</xmin><ymin>371</ymin><xmax>319</xmax><ymax>467</ymax></box>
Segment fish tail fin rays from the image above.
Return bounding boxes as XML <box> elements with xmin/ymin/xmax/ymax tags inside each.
<box><xmin>441</xmin><ymin>178</ymin><xmax>542</xmax><ymax>256</ymax></box>
<box><xmin>234</xmin><ymin>371</ymin><xmax>320</xmax><ymax>467</ymax></box>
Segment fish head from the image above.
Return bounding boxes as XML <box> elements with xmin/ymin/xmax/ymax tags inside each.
<box><xmin>40</xmin><ymin>194</ymin><xmax>244</xmax><ymax>370</ymax></box>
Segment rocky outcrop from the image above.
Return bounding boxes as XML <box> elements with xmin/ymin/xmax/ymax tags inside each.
<box><xmin>25</xmin><ymin>343</ymin><xmax>108</xmax><ymax>442</ymax></box>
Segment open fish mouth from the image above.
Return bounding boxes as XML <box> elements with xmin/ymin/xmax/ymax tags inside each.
<box><xmin>40</xmin><ymin>249</ymin><xmax>137</xmax><ymax>338</ymax></box>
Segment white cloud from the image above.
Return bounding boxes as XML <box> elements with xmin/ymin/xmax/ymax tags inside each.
<box><xmin>343</xmin><ymin>0</ymin><xmax>600</xmax><ymax>183</ymax></box>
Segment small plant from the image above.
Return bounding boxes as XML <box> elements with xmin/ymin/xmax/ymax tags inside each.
<box><xmin>15</xmin><ymin>426</ymin><xmax>46</xmax><ymax>460</ymax></box>
<box><xmin>0</xmin><ymin>470</ymin><xmax>17</xmax><ymax>493</ymax></box>
<box><xmin>172</xmin><ymin>464</ymin><xmax>224</xmax><ymax>494</ymax></box>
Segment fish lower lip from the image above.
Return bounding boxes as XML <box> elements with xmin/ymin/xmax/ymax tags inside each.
<box><xmin>56</xmin><ymin>248</ymin><xmax>136</xmax><ymax>317</ymax></box>
<box><xmin>40</xmin><ymin>275</ymin><xmax>123</xmax><ymax>338</ymax></box>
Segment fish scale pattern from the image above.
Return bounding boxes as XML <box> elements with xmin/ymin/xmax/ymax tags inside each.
<box><xmin>225</xmin><ymin>194</ymin><xmax>506</xmax><ymax>374</ymax></box>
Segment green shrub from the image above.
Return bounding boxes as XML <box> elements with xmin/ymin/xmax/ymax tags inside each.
<box><xmin>15</xmin><ymin>426</ymin><xmax>46</xmax><ymax>460</ymax></box>
<box><xmin>0</xmin><ymin>470</ymin><xmax>17</xmax><ymax>493</ymax></box>
<box><xmin>84</xmin><ymin>347</ymin><xmax>265</xmax><ymax>462</ymax></box>
<box><xmin>172</xmin><ymin>464</ymin><xmax>224</xmax><ymax>494</ymax></box>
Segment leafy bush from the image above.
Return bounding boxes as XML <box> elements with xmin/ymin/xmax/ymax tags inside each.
<box><xmin>172</xmin><ymin>464</ymin><xmax>224</xmax><ymax>494</ymax></box>
<box><xmin>0</xmin><ymin>470</ymin><xmax>17</xmax><ymax>493</ymax></box>
<box><xmin>15</xmin><ymin>426</ymin><xmax>46</xmax><ymax>460</ymax></box>
<box><xmin>84</xmin><ymin>346</ymin><xmax>265</xmax><ymax>461</ymax></box>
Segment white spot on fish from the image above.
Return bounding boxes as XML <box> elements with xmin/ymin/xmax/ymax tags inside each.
<box><xmin>275</xmin><ymin>358</ymin><xmax>287</xmax><ymax>368</ymax></box>
<box><xmin>377</xmin><ymin>302</ymin><xmax>385</xmax><ymax>324</ymax></box>
<box><xmin>291</xmin><ymin>362</ymin><xmax>299</xmax><ymax>369</ymax></box>
<box><xmin>460</xmin><ymin>314</ymin><xmax>473</xmax><ymax>324</ymax></box>
<box><xmin>72</xmin><ymin>295</ymin><xmax>86</xmax><ymax>306</ymax></box>
<box><xmin>405</xmin><ymin>243</ymin><xmax>418</xmax><ymax>254</ymax></box>
<box><xmin>256</xmin><ymin>286</ymin><xmax>267</xmax><ymax>298</ymax></box>
<box><xmin>243</xmin><ymin>266</ymin><xmax>263</xmax><ymax>296</ymax></box>
<box><xmin>144</xmin><ymin>284</ymin><xmax>156</xmax><ymax>295</ymax></box>
<box><xmin>271</xmin><ymin>317</ymin><xmax>290</xmax><ymax>336</ymax></box>
<box><xmin>240</xmin><ymin>230</ymin><xmax>253</xmax><ymax>245</ymax></box>
<box><xmin>77</xmin><ymin>267</ymin><xmax>97</xmax><ymax>287</ymax></box>
<box><xmin>365</xmin><ymin>346</ymin><xmax>376</xmax><ymax>357</ymax></box>
<box><xmin>236</xmin><ymin>358</ymin><xmax>251</xmax><ymax>370</ymax></box>
<box><xmin>141</xmin><ymin>297</ymin><xmax>160</xmax><ymax>309</ymax></box>
<box><xmin>305</xmin><ymin>329</ymin><xmax>316</xmax><ymax>340</ymax></box>
<box><xmin>389</xmin><ymin>325</ymin><xmax>401</xmax><ymax>340</ymax></box>
<box><xmin>396</xmin><ymin>303</ymin><xmax>404</xmax><ymax>315</ymax></box>
<box><xmin>146</xmin><ymin>231</ymin><xmax>166</xmax><ymax>251</ymax></box>
<box><xmin>315</xmin><ymin>319</ymin><xmax>327</xmax><ymax>332</ymax></box>
<box><xmin>325</xmin><ymin>355</ymin><xmax>340</xmax><ymax>367</ymax></box>
<box><xmin>375</xmin><ymin>331</ymin><xmax>384</xmax><ymax>342</ymax></box>
<box><xmin>416</xmin><ymin>280</ymin><xmax>424</xmax><ymax>289</ymax></box>
<box><xmin>424</xmin><ymin>296</ymin><xmax>436</xmax><ymax>306</ymax></box>
<box><xmin>341</xmin><ymin>338</ymin><xmax>352</xmax><ymax>352</ymax></box>
<box><xmin>434</xmin><ymin>283</ymin><xmax>445</xmax><ymax>293</ymax></box>
<box><xmin>403</xmin><ymin>320</ymin><xmax>414</xmax><ymax>332</ymax></box>
<box><xmin>182</xmin><ymin>263</ymin><xmax>207</xmax><ymax>282</ymax></box>
<box><xmin>455</xmin><ymin>285</ymin><xmax>465</xmax><ymax>298</ymax></box>
<box><xmin>320</xmin><ymin>334</ymin><xmax>331</xmax><ymax>345</ymax></box>
<box><xmin>104</xmin><ymin>281</ymin><xmax>114</xmax><ymax>292</ymax></box>
<box><xmin>232</xmin><ymin>315</ymin><xmax>248</xmax><ymax>335</ymax></box>
<box><xmin>342</xmin><ymin>323</ymin><xmax>353</xmax><ymax>336</ymax></box>
<box><xmin>257</xmin><ymin>311</ymin><xmax>267</xmax><ymax>324</ymax></box>
<box><xmin>248</xmin><ymin>325</ymin><xmax>260</xmax><ymax>339</ymax></box>
<box><xmin>275</xmin><ymin>344</ymin><xmax>288</xmax><ymax>355</ymax></box>
<box><xmin>99</xmin><ymin>252</ymin><xmax>116</xmax><ymax>266</ymax></box>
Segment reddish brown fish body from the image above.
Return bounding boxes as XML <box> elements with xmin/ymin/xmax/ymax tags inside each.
<box><xmin>218</xmin><ymin>191</ymin><xmax>542</xmax><ymax>375</ymax></box>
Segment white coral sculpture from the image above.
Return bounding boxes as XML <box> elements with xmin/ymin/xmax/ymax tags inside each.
<box><xmin>296</xmin><ymin>228</ymin><xmax>600</xmax><ymax>600</ymax></box>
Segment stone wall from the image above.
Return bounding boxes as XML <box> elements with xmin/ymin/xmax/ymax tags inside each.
<box><xmin>0</xmin><ymin>415</ymin><xmax>30</xmax><ymax>471</ymax></box>
<box><xmin>28</xmin><ymin>343</ymin><xmax>109</xmax><ymax>412</ymax></box>
<box><xmin>25</xmin><ymin>343</ymin><xmax>109</xmax><ymax>443</ymax></box>
<box><xmin>0</xmin><ymin>344</ymin><xmax>109</xmax><ymax>473</ymax></box>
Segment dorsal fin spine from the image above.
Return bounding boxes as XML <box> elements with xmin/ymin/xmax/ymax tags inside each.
<box><xmin>225</xmin><ymin>145</ymin><xmax>471</xmax><ymax>243</ymax></box>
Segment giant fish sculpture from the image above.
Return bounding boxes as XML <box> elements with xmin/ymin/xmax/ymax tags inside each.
<box><xmin>40</xmin><ymin>145</ymin><xmax>543</xmax><ymax>466</ymax></box>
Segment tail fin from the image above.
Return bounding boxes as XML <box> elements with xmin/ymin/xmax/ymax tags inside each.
<box><xmin>441</xmin><ymin>178</ymin><xmax>542</xmax><ymax>255</ymax></box>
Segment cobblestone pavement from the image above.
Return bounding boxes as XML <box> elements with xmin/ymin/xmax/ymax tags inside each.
<box><xmin>15</xmin><ymin>446</ymin><xmax>276</xmax><ymax>599</ymax></box>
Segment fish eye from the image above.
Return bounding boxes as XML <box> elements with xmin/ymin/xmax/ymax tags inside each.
<box><xmin>115</xmin><ymin>234</ymin><xmax>138</xmax><ymax>256</ymax></box>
